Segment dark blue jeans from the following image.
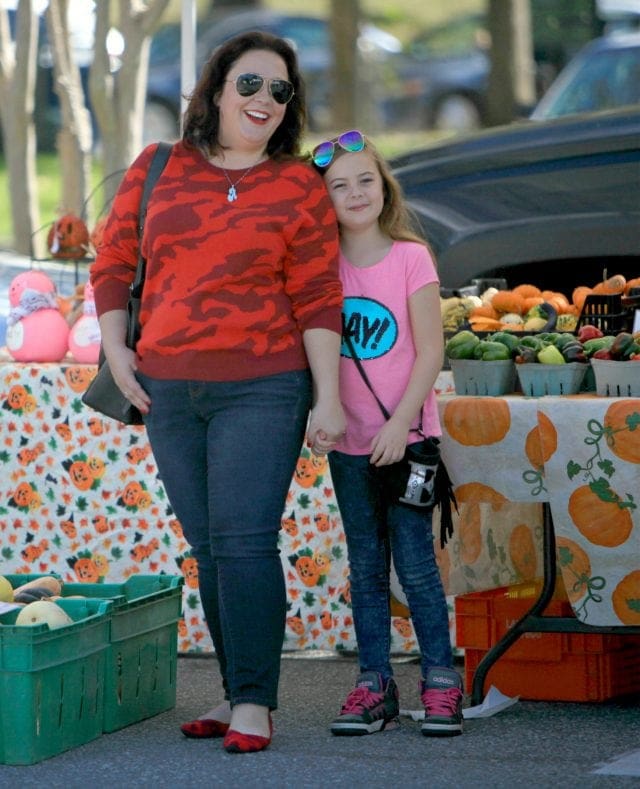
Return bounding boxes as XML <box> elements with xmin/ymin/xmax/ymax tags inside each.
<box><xmin>138</xmin><ymin>369</ymin><xmax>312</xmax><ymax>710</ymax></box>
<box><xmin>328</xmin><ymin>449</ymin><xmax>452</xmax><ymax>681</ymax></box>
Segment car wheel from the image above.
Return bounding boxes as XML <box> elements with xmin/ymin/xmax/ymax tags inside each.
<box><xmin>143</xmin><ymin>100</ymin><xmax>179</xmax><ymax>146</ymax></box>
<box><xmin>433</xmin><ymin>94</ymin><xmax>481</xmax><ymax>132</ymax></box>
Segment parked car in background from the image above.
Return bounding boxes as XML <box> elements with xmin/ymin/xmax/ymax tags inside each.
<box><xmin>144</xmin><ymin>9</ymin><xmax>403</xmax><ymax>141</ymax></box>
<box><xmin>390</xmin><ymin>108</ymin><xmax>640</xmax><ymax>293</ymax></box>
<box><xmin>530</xmin><ymin>32</ymin><xmax>640</xmax><ymax>120</ymax></box>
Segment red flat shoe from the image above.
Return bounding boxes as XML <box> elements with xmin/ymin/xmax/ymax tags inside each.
<box><xmin>180</xmin><ymin>719</ymin><xmax>230</xmax><ymax>739</ymax></box>
<box><xmin>223</xmin><ymin>715</ymin><xmax>273</xmax><ymax>754</ymax></box>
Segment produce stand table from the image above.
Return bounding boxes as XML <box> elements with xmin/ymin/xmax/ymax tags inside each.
<box><xmin>437</xmin><ymin>393</ymin><xmax>640</xmax><ymax>703</ymax></box>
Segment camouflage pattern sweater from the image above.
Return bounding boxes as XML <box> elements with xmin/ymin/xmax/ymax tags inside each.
<box><xmin>91</xmin><ymin>141</ymin><xmax>342</xmax><ymax>382</ymax></box>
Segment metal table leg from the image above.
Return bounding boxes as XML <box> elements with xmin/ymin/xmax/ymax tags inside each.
<box><xmin>470</xmin><ymin>502</ymin><xmax>640</xmax><ymax>706</ymax></box>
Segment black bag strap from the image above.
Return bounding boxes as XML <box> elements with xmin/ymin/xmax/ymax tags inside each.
<box><xmin>130</xmin><ymin>141</ymin><xmax>173</xmax><ymax>298</ymax></box>
<box><xmin>343</xmin><ymin>332</ymin><xmax>457</xmax><ymax>548</ymax></box>
<box><xmin>343</xmin><ymin>332</ymin><xmax>392</xmax><ymax>421</ymax></box>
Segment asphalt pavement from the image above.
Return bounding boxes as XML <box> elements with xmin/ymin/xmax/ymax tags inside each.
<box><xmin>0</xmin><ymin>653</ymin><xmax>639</xmax><ymax>787</ymax></box>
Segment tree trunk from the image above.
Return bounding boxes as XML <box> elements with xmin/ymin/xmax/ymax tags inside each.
<box><xmin>46</xmin><ymin>0</ymin><xmax>93</xmax><ymax>223</ymax></box>
<box><xmin>486</xmin><ymin>0</ymin><xmax>536</xmax><ymax>127</ymax></box>
<box><xmin>90</xmin><ymin>0</ymin><xmax>170</xmax><ymax>206</ymax></box>
<box><xmin>0</xmin><ymin>0</ymin><xmax>42</xmax><ymax>256</ymax></box>
<box><xmin>330</xmin><ymin>0</ymin><xmax>359</xmax><ymax>130</ymax></box>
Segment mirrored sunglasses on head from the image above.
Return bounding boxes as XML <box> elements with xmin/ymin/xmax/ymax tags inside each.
<box><xmin>229</xmin><ymin>73</ymin><xmax>295</xmax><ymax>104</ymax></box>
<box><xmin>312</xmin><ymin>130</ymin><xmax>365</xmax><ymax>168</ymax></box>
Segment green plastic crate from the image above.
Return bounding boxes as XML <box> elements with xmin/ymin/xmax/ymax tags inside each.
<box><xmin>62</xmin><ymin>575</ymin><xmax>184</xmax><ymax>733</ymax></box>
<box><xmin>0</xmin><ymin>598</ymin><xmax>111</xmax><ymax>765</ymax></box>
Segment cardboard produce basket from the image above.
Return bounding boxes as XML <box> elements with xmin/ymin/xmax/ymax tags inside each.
<box><xmin>450</xmin><ymin>359</ymin><xmax>516</xmax><ymax>396</ymax></box>
<box><xmin>0</xmin><ymin>598</ymin><xmax>111</xmax><ymax>765</ymax></box>
<box><xmin>516</xmin><ymin>362</ymin><xmax>589</xmax><ymax>396</ymax></box>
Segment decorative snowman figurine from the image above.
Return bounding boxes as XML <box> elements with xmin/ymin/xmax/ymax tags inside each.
<box><xmin>5</xmin><ymin>270</ymin><xmax>70</xmax><ymax>362</ymax></box>
<box><xmin>68</xmin><ymin>280</ymin><xmax>101</xmax><ymax>363</ymax></box>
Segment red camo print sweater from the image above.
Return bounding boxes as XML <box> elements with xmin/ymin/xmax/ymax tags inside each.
<box><xmin>91</xmin><ymin>141</ymin><xmax>342</xmax><ymax>382</ymax></box>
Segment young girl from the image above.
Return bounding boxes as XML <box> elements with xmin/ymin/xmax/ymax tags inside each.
<box><xmin>312</xmin><ymin>130</ymin><xmax>463</xmax><ymax>737</ymax></box>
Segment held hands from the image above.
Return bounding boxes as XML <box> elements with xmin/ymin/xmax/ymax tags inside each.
<box><xmin>306</xmin><ymin>398</ymin><xmax>346</xmax><ymax>456</ymax></box>
<box><xmin>106</xmin><ymin>345</ymin><xmax>151</xmax><ymax>416</ymax></box>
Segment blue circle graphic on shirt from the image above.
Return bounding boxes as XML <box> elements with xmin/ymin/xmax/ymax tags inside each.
<box><xmin>342</xmin><ymin>297</ymin><xmax>398</xmax><ymax>360</ymax></box>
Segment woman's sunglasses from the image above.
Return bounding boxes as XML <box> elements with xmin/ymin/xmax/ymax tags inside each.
<box><xmin>227</xmin><ymin>73</ymin><xmax>295</xmax><ymax>105</ymax></box>
<box><xmin>312</xmin><ymin>130</ymin><xmax>365</xmax><ymax>168</ymax></box>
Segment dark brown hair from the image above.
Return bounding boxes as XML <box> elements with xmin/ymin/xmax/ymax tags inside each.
<box><xmin>182</xmin><ymin>31</ymin><xmax>306</xmax><ymax>159</ymax></box>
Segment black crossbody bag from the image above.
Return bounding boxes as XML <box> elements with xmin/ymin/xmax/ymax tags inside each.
<box><xmin>82</xmin><ymin>142</ymin><xmax>172</xmax><ymax>424</ymax></box>
<box><xmin>343</xmin><ymin>333</ymin><xmax>457</xmax><ymax>548</ymax></box>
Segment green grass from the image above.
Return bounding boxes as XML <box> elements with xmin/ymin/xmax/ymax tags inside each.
<box><xmin>1</xmin><ymin>130</ymin><xmax>449</xmax><ymax>249</ymax></box>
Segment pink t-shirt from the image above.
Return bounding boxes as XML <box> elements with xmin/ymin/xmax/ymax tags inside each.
<box><xmin>334</xmin><ymin>240</ymin><xmax>441</xmax><ymax>455</ymax></box>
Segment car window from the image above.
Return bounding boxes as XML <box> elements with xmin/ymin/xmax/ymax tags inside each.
<box><xmin>539</xmin><ymin>46</ymin><xmax>640</xmax><ymax>116</ymax></box>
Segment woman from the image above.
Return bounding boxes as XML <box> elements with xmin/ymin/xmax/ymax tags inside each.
<box><xmin>90</xmin><ymin>31</ymin><xmax>345</xmax><ymax>753</ymax></box>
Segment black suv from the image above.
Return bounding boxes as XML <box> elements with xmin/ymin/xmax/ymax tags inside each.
<box><xmin>391</xmin><ymin>108</ymin><xmax>640</xmax><ymax>293</ymax></box>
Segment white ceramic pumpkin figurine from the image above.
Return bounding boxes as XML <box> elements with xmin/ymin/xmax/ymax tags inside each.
<box><xmin>68</xmin><ymin>280</ymin><xmax>101</xmax><ymax>363</ymax></box>
<box><xmin>5</xmin><ymin>270</ymin><xmax>70</xmax><ymax>362</ymax></box>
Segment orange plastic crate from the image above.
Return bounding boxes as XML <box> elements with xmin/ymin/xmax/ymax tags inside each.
<box><xmin>456</xmin><ymin>586</ymin><xmax>640</xmax><ymax>701</ymax></box>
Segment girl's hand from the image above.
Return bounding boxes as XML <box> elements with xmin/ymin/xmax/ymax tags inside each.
<box><xmin>306</xmin><ymin>398</ymin><xmax>346</xmax><ymax>455</ymax></box>
<box><xmin>369</xmin><ymin>419</ymin><xmax>410</xmax><ymax>467</ymax></box>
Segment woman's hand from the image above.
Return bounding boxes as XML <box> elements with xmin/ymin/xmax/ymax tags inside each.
<box><xmin>306</xmin><ymin>398</ymin><xmax>346</xmax><ymax>455</ymax></box>
<box><xmin>99</xmin><ymin>309</ymin><xmax>150</xmax><ymax>415</ymax></box>
<box><xmin>106</xmin><ymin>345</ymin><xmax>151</xmax><ymax>416</ymax></box>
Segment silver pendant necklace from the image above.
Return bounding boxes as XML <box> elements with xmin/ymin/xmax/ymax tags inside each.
<box><xmin>222</xmin><ymin>165</ymin><xmax>256</xmax><ymax>202</ymax></box>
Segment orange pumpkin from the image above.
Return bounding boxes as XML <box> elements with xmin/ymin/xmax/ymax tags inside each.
<box><xmin>7</xmin><ymin>385</ymin><xmax>28</xmax><ymax>410</ymax></box>
<box><xmin>568</xmin><ymin>485</ymin><xmax>633</xmax><ymax>547</ymax></box>
<box><xmin>73</xmin><ymin>557</ymin><xmax>100</xmax><ymax>583</ymax></box>
<box><xmin>612</xmin><ymin>570</ymin><xmax>640</xmax><ymax>625</ymax></box>
<box><xmin>121</xmin><ymin>481</ymin><xmax>144</xmax><ymax>507</ymax></box>
<box><xmin>592</xmin><ymin>274</ymin><xmax>626</xmax><ymax>295</ymax></box>
<box><xmin>525</xmin><ymin>412</ymin><xmax>558</xmax><ymax>470</ymax></box>
<box><xmin>469</xmin><ymin>304</ymin><xmax>499</xmax><ymax>320</ymax></box>
<box><xmin>392</xmin><ymin>618</ymin><xmax>413</xmax><ymax>637</ymax></box>
<box><xmin>295</xmin><ymin>555</ymin><xmax>320</xmax><ymax>587</ymax></box>
<box><xmin>68</xmin><ymin>460</ymin><xmax>94</xmax><ymax>491</ymax></box>
<box><xmin>459</xmin><ymin>502</ymin><xmax>482</xmax><ymax>565</ymax></box>
<box><xmin>572</xmin><ymin>286</ymin><xmax>593</xmax><ymax>312</ymax></box>
<box><xmin>491</xmin><ymin>290</ymin><xmax>525</xmax><ymax>315</ymax></box>
<box><xmin>47</xmin><ymin>213</ymin><xmax>90</xmax><ymax>259</ymax></box>
<box><xmin>180</xmin><ymin>556</ymin><xmax>199</xmax><ymax>589</ymax></box>
<box><xmin>509</xmin><ymin>523</ymin><xmax>538</xmax><ymax>582</ymax></box>
<box><xmin>65</xmin><ymin>366</ymin><xmax>94</xmax><ymax>393</ymax></box>
<box><xmin>603</xmin><ymin>401</ymin><xmax>640</xmax><ymax>464</ymax></box>
<box><xmin>453</xmin><ymin>482</ymin><xmax>508</xmax><ymax>510</ymax></box>
<box><xmin>443</xmin><ymin>398</ymin><xmax>511</xmax><ymax>446</ymax></box>
<box><xmin>512</xmin><ymin>283</ymin><xmax>542</xmax><ymax>299</ymax></box>
<box><xmin>13</xmin><ymin>481</ymin><xmax>35</xmax><ymax>508</ymax></box>
<box><xmin>294</xmin><ymin>457</ymin><xmax>317</xmax><ymax>488</ymax></box>
<box><xmin>624</xmin><ymin>277</ymin><xmax>640</xmax><ymax>295</ymax></box>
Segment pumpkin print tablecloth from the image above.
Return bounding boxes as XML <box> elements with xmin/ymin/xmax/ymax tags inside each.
<box><xmin>437</xmin><ymin>394</ymin><xmax>640</xmax><ymax>627</ymax></box>
<box><xmin>7</xmin><ymin>363</ymin><xmax>633</xmax><ymax>656</ymax></box>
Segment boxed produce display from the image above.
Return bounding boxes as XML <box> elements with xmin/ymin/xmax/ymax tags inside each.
<box><xmin>1</xmin><ymin>573</ymin><xmax>184</xmax><ymax>735</ymax></box>
<box><xmin>592</xmin><ymin>359</ymin><xmax>640</xmax><ymax>397</ymax></box>
<box><xmin>0</xmin><ymin>596</ymin><xmax>112</xmax><ymax>765</ymax></box>
<box><xmin>516</xmin><ymin>362</ymin><xmax>588</xmax><ymax>397</ymax></box>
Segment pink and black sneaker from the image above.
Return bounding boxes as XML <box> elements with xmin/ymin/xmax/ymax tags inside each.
<box><xmin>330</xmin><ymin>671</ymin><xmax>400</xmax><ymax>736</ymax></box>
<box><xmin>420</xmin><ymin>666</ymin><xmax>464</xmax><ymax>736</ymax></box>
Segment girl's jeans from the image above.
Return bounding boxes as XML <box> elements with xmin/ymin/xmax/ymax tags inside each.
<box><xmin>329</xmin><ymin>449</ymin><xmax>452</xmax><ymax>681</ymax></box>
<box><xmin>139</xmin><ymin>370</ymin><xmax>312</xmax><ymax>710</ymax></box>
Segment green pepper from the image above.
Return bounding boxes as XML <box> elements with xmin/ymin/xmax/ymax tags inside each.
<box><xmin>519</xmin><ymin>335</ymin><xmax>546</xmax><ymax>351</ymax></box>
<box><xmin>538</xmin><ymin>332</ymin><xmax>560</xmax><ymax>345</ymax></box>
<box><xmin>610</xmin><ymin>332</ymin><xmax>635</xmax><ymax>360</ymax></box>
<box><xmin>488</xmin><ymin>331</ymin><xmax>520</xmax><ymax>355</ymax></box>
<box><xmin>445</xmin><ymin>330</ymin><xmax>480</xmax><ymax>360</ymax></box>
<box><xmin>553</xmin><ymin>333</ymin><xmax>579</xmax><ymax>350</ymax></box>
<box><xmin>561</xmin><ymin>341</ymin><xmax>587</xmax><ymax>363</ymax></box>
<box><xmin>472</xmin><ymin>340</ymin><xmax>511</xmax><ymax>361</ymax></box>
<box><xmin>515</xmin><ymin>347</ymin><xmax>538</xmax><ymax>364</ymax></box>
<box><xmin>537</xmin><ymin>344</ymin><xmax>565</xmax><ymax>364</ymax></box>
<box><xmin>582</xmin><ymin>335</ymin><xmax>615</xmax><ymax>358</ymax></box>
